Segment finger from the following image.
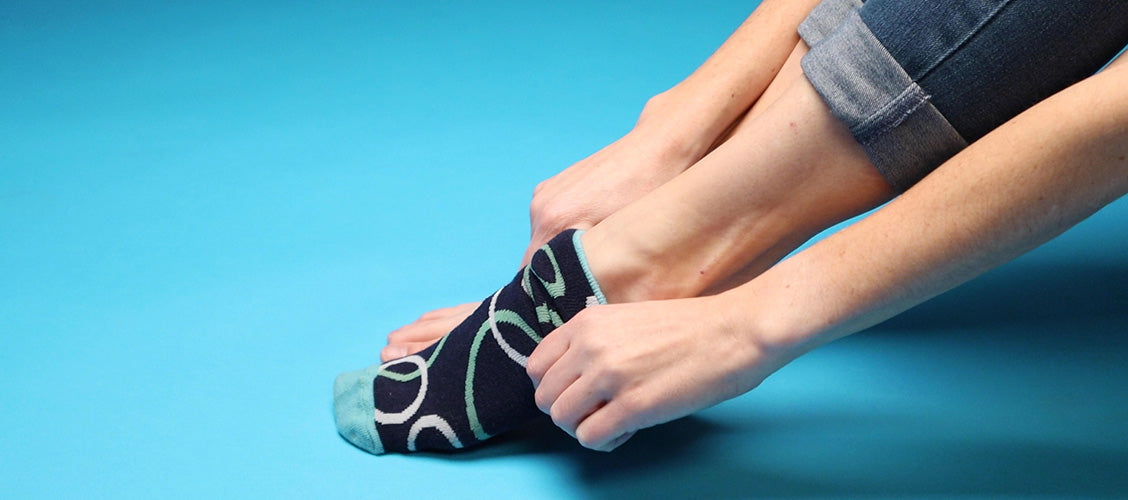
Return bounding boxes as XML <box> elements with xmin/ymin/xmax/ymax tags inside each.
<box><xmin>520</xmin><ymin>248</ymin><xmax>536</xmax><ymax>268</ymax></box>
<box><xmin>525</xmin><ymin>325</ymin><xmax>572</xmax><ymax>386</ymax></box>
<box><xmin>380</xmin><ymin>341</ymin><xmax>435</xmax><ymax>362</ymax></box>
<box><xmin>574</xmin><ymin>399</ymin><xmax>637</xmax><ymax>451</ymax></box>
<box><xmin>387</xmin><ymin>311</ymin><xmax>467</xmax><ymax>344</ymax></box>
<box><xmin>523</xmin><ymin>222</ymin><xmax>594</xmax><ymax>267</ymax></box>
<box><xmin>598</xmin><ymin>430</ymin><xmax>635</xmax><ymax>452</ymax></box>
<box><xmin>531</xmin><ymin>348</ymin><xmax>582</xmax><ymax>416</ymax></box>
<box><xmin>548</xmin><ymin>373</ymin><xmax>607</xmax><ymax>437</ymax></box>
<box><xmin>416</xmin><ymin>302</ymin><xmax>477</xmax><ymax>321</ymax></box>
<box><xmin>521</xmin><ymin>230</ymin><xmax>552</xmax><ymax>268</ymax></box>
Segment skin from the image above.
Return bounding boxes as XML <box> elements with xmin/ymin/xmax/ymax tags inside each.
<box><xmin>525</xmin><ymin>47</ymin><xmax>888</xmax><ymax>445</ymax></box>
<box><xmin>527</xmin><ymin>57</ymin><xmax>1128</xmax><ymax>451</ymax></box>
<box><xmin>380</xmin><ymin>0</ymin><xmax>1128</xmax><ymax>453</ymax></box>
<box><xmin>381</xmin><ymin>0</ymin><xmax>823</xmax><ymax>361</ymax></box>
<box><xmin>579</xmin><ymin>44</ymin><xmax>893</xmax><ymax>307</ymax></box>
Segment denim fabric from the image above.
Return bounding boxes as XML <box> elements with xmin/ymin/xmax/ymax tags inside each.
<box><xmin>801</xmin><ymin>5</ymin><xmax>967</xmax><ymax>190</ymax></box>
<box><xmin>797</xmin><ymin>0</ymin><xmax>862</xmax><ymax>44</ymax></box>
<box><xmin>862</xmin><ymin>0</ymin><xmax>1128</xmax><ymax>143</ymax></box>
<box><xmin>799</xmin><ymin>0</ymin><xmax>1128</xmax><ymax>191</ymax></box>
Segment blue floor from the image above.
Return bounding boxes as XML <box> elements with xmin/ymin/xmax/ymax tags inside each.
<box><xmin>3</xmin><ymin>1</ymin><xmax>1126</xmax><ymax>498</ymax></box>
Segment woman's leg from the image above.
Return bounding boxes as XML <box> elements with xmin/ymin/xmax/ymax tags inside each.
<box><xmin>335</xmin><ymin>48</ymin><xmax>896</xmax><ymax>455</ymax></box>
<box><xmin>341</xmin><ymin>0</ymin><xmax>1128</xmax><ymax>455</ymax></box>
<box><xmin>384</xmin><ymin>0</ymin><xmax>1128</xmax><ymax>358</ymax></box>
<box><xmin>582</xmin><ymin>46</ymin><xmax>892</xmax><ymax>304</ymax></box>
<box><xmin>529</xmin><ymin>0</ymin><xmax>1128</xmax><ymax>450</ymax></box>
<box><xmin>801</xmin><ymin>0</ymin><xmax>1128</xmax><ymax>190</ymax></box>
<box><xmin>379</xmin><ymin>1</ymin><xmax>831</xmax><ymax>360</ymax></box>
<box><xmin>531</xmin><ymin>44</ymin><xmax>1128</xmax><ymax>453</ymax></box>
<box><xmin>380</xmin><ymin>43</ymin><xmax>815</xmax><ymax>360</ymax></box>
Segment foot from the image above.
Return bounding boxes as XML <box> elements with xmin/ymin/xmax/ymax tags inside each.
<box><xmin>382</xmin><ymin>128</ymin><xmax>704</xmax><ymax>360</ymax></box>
<box><xmin>382</xmin><ymin>303</ymin><xmax>477</xmax><ymax>362</ymax></box>
<box><xmin>335</xmin><ymin>230</ymin><xmax>606</xmax><ymax>454</ymax></box>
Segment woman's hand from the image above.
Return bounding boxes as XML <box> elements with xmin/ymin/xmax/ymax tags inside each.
<box><xmin>526</xmin><ymin>295</ymin><xmax>793</xmax><ymax>451</ymax></box>
<box><xmin>521</xmin><ymin>99</ymin><xmax>709</xmax><ymax>264</ymax></box>
<box><xmin>384</xmin><ymin>92</ymin><xmax>720</xmax><ymax>361</ymax></box>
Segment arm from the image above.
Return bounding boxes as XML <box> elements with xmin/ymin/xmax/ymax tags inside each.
<box><xmin>639</xmin><ymin>0</ymin><xmax>826</xmax><ymax>155</ymax></box>
<box><xmin>746</xmin><ymin>58</ymin><xmax>1128</xmax><ymax>356</ymax></box>
<box><xmin>527</xmin><ymin>60</ymin><xmax>1128</xmax><ymax>451</ymax></box>
<box><xmin>523</xmin><ymin>0</ymin><xmax>824</xmax><ymax>262</ymax></box>
<box><xmin>385</xmin><ymin>1</ymin><xmax>823</xmax><ymax>360</ymax></box>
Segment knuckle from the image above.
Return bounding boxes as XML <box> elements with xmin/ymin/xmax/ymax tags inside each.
<box><xmin>616</xmin><ymin>392</ymin><xmax>645</xmax><ymax>420</ymax></box>
<box><xmin>531</xmin><ymin>205</ymin><xmax>571</xmax><ymax>234</ymax></box>
<box><xmin>595</xmin><ymin>362</ymin><xmax>624</xmax><ymax>387</ymax></box>
<box><xmin>532</xmin><ymin>179</ymin><xmax>549</xmax><ymax>197</ymax></box>
<box><xmin>529</xmin><ymin>191</ymin><xmax>550</xmax><ymax>218</ymax></box>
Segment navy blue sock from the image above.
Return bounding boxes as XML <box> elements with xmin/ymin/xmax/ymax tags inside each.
<box><xmin>333</xmin><ymin>230</ymin><xmax>606</xmax><ymax>453</ymax></box>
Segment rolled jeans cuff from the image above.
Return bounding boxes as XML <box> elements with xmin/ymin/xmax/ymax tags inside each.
<box><xmin>797</xmin><ymin>0</ymin><xmax>861</xmax><ymax>45</ymax></box>
<box><xmin>799</xmin><ymin>1</ymin><xmax>969</xmax><ymax>191</ymax></box>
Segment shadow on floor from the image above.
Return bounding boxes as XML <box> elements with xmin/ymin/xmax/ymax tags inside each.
<box><xmin>568</xmin><ymin>416</ymin><xmax>1128</xmax><ymax>499</ymax></box>
<box><xmin>872</xmin><ymin>260</ymin><xmax>1128</xmax><ymax>334</ymax></box>
<box><xmin>445</xmin><ymin>410</ymin><xmax>1128</xmax><ymax>499</ymax></box>
<box><xmin>443</xmin><ymin>259</ymin><xmax>1128</xmax><ymax>498</ymax></box>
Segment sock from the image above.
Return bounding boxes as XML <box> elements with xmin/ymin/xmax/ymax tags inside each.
<box><xmin>333</xmin><ymin>229</ymin><xmax>607</xmax><ymax>454</ymax></box>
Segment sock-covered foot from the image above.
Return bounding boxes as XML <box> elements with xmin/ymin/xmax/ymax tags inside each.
<box><xmin>333</xmin><ymin>230</ymin><xmax>606</xmax><ymax>454</ymax></box>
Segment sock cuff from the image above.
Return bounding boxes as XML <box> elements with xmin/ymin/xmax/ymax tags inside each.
<box><xmin>571</xmin><ymin>230</ymin><xmax>607</xmax><ymax>305</ymax></box>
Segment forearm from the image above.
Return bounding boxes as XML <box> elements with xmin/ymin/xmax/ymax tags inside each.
<box><xmin>733</xmin><ymin>63</ymin><xmax>1128</xmax><ymax>354</ymax></box>
<box><xmin>640</xmin><ymin>0</ymin><xmax>822</xmax><ymax>157</ymax></box>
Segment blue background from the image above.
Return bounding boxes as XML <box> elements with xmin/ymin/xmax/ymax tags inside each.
<box><xmin>2</xmin><ymin>1</ymin><xmax>1126</xmax><ymax>498</ymax></box>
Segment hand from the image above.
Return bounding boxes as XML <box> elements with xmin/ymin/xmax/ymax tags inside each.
<box><xmin>521</xmin><ymin>91</ymin><xmax>717</xmax><ymax>265</ymax></box>
<box><xmin>382</xmin><ymin>127</ymin><xmax>696</xmax><ymax>360</ymax></box>
<box><xmin>385</xmin><ymin>93</ymin><xmax>725</xmax><ymax>358</ymax></box>
<box><xmin>526</xmin><ymin>296</ymin><xmax>791</xmax><ymax>451</ymax></box>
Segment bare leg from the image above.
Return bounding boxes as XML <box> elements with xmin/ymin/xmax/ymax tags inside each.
<box><xmin>582</xmin><ymin>43</ymin><xmax>892</xmax><ymax>304</ymax></box>
<box><xmin>529</xmin><ymin>54</ymin><xmax>1128</xmax><ymax>452</ymax></box>
<box><xmin>383</xmin><ymin>42</ymin><xmax>886</xmax><ymax>358</ymax></box>
<box><xmin>528</xmin><ymin>50</ymin><xmax>901</xmax><ymax>447</ymax></box>
<box><xmin>384</xmin><ymin>44</ymin><xmax>818</xmax><ymax>358</ymax></box>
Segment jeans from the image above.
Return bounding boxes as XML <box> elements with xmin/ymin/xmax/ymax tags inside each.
<box><xmin>799</xmin><ymin>0</ymin><xmax>1128</xmax><ymax>191</ymax></box>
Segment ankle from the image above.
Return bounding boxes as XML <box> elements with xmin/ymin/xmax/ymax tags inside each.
<box><xmin>579</xmin><ymin>228</ymin><xmax>714</xmax><ymax>304</ymax></box>
<box><xmin>580</xmin><ymin>206</ymin><xmax>819</xmax><ymax>304</ymax></box>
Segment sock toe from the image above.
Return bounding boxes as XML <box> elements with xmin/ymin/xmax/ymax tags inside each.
<box><xmin>333</xmin><ymin>366</ymin><xmax>385</xmax><ymax>455</ymax></box>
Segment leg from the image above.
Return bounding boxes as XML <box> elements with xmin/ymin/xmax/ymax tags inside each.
<box><xmin>335</xmin><ymin>46</ymin><xmax>896</xmax><ymax>454</ymax></box>
<box><xmin>385</xmin><ymin>0</ymin><xmax>1128</xmax><ymax>360</ymax></box>
<box><xmin>802</xmin><ymin>0</ymin><xmax>1128</xmax><ymax>189</ymax></box>
<box><xmin>584</xmin><ymin>44</ymin><xmax>892</xmax><ymax>304</ymax></box>
<box><xmin>588</xmin><ymin>0</ymin><xmax>1128</xmax><ymax>298</ymax></box>
<box><xmin>380</xmin><ymin>1</ymin><xmax>829</xmax><ymax>360</ymax></box>
<box><xmin>380</xmin><ymin>42</ymin><xmax>815</xmax><ymax>361</ymax></box>
<box><xmin>528</xmin><ymin>0</ymin><xmax>1128</xmax><ymax>450</ymax></box>
<box><xmin>336</xmin><ymin>230</ymin><xmax>605</xmax><ymax>454</ymax></box>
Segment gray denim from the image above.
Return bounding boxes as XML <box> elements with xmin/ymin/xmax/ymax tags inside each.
<box><xmin>799</xmin><ymin>0</ymin><xmax>1128</xmax><ymax>191</ymax></box>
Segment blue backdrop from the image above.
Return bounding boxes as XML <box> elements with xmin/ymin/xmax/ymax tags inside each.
<box><xmin>3</xmin><ymin>1</ymin><xmax>1126</xmax><ymax>498</ymax></box>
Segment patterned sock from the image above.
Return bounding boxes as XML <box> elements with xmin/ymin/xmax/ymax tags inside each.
<box><xmin>333</xmin><ymin>229</ymin><xmax>606</xmax><ymax>454</ymax></box>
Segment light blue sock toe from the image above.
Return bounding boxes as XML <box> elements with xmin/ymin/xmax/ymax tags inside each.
<box><xmin>333</xmin><ymin>366</ymin><xmax>384</xmax><ymax>454</ymax></box>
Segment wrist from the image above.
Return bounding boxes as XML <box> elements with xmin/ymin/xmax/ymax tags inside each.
<box><xmin>716</xmin><ymin>276</ymin><xmax>836</xmax><ymax>367</ymax></box>
<box><xmin>701</xmin><ymin>293</ymin><xmax>803</xmax><ymax>391</ymax></box>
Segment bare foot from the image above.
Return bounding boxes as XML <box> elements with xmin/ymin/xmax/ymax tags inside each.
<box><xmin>383</xmin><ymin>95</ymin><xmax>721</xmax><ymax>359</ymax></box>
<box><xmin>381</xmin><ymin>302</ymin><xmax>478</xmax><ymax>361</ymax></box>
